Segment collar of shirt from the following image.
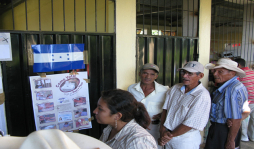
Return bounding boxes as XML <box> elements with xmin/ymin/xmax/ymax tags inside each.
<box><xmin>180</xmin><ymin>81</ymin><xmax>201</xmax><ymax>95</ymax></box>
<box><xmin>215</xmin><ymin>76</ymin><xmax>238</xmax><ymax>93</ymax></box>
<box><xmin>241</xmin><ymin>67</ymin><xmax>250</xmax><ymax>71</ymax></box>
<box><xmin>134</xmin><ymin>81</ymin><xmax>164</xmax><ymax>95</ymax></box>
<box><xmin>102</xmin><ymin>119</ymin><xmax>136</xmax><ymax>142</ymax></box>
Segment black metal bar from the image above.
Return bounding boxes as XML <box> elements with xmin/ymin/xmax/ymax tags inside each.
<box><xmin>192</xmin><ymin>0</ymin><xmax>194</xmax><ymax>37</ymax></box>
<box><xmin>63</xmin><ymin>0</ymin><xmax>65</xmax><ymax>31</ymax></box>
<box><xmin>74</xmin><ymin>0</ymin><xmax>76</xmax><ymax>31</ymax></box>
<box><xmin>114</xmin><ymin>0</ymin><xmax>116</xmax><ymax>33</ymax></box>
<box><xmin>220</xmin><ymin>2</ymin><xmax>222</xmax><ymax>57</ymax></box>
<box><xmin>11</xmin><ymin>0</ymin><xmax>15</xmax><ymax>30</ymax></box>
<box><xmin>237</xmin><ymin>0</ymin><xmax>241</xmax><ymax>56</ymax></box>
<box><xmin>243</xmin><ymin>0</ymin><xmax>248</xmax><ymax>58</ymax></box>
<box><xmin>157</xmin><ymin>0</ymin><xmax>159</xmax><ymax>34</ymax></box>
<box><xmin>250</xmin><ymin>3</ymin><xmax>253</xmax><ymax>66</ymax></box>
<box><xmin>164</xmin><ymin>0</ymin><xmax>166</xmax><ymax>36</ymax></box>
<box><xmin>176</xmin><ymin>0</ymin><xmax>178</xmax><ymax>36</ymax></box>
<box><xmin>248</xmin><ymin>1</ymin><xmax>251</xmax><ymax>63</ymax></box>
<box><xmin>213</xmin><ymin>2</ymin><xmax>216</xmax><ymax>59</ymax></box>
<box><xmin>170</xmin><ymin>0</ymin><xmax>172</xmax><ymax>36</ymax></box>
<box><xmin>105</xmin><ymin>0</ymin><xmax>106</xmax><ymax>32</ymax></box>
<box><xmin>25</xmin><ymin>0</ymin><xmax>28</xmax><ymax>30</ymax></box>
<box><xmin>39</xmin><ymin>0</ymin><xmax>41</xmax><ymax>31</ymax></box>
<box><xmin>85</xmin><ymin>0</ymin><xmax>87</xmax><ymax>32</ymax></box>
<box><xmin>95</xmin><ymin>0</ymin><xmax>97</xmax><ymax>32</ymax></box>
<box><xmin>51</xmin><ymin>0</ymin><xmax>54</xmax><ymax>31</ymax></box>
<box><xmin>143</xmin><ymin>0</ymin><xmax>144</xmax><ymax>35</ymax></box>
<box><xmin>187</xmin><ymin>0</ymin><xmax>189</xmax><ymax>37</ymax></box>
<box><xmin>150</xmin><ymin>0</ymin><xmax>152</xmax><ymax>35</ymax></box>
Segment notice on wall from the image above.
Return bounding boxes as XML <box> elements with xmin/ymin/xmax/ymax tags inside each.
<box><xmin>0</xmin><ymin>33</ymin><xmax>12</xmax><ymax>61</ymax></box>
<box><xmin>29</xmin><ymin>72</ymin><xmax>92</xmax><ymax>131</ymax></box>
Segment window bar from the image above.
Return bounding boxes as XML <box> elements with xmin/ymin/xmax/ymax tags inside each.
<box><xmin>95</xmin><ymin>0</ymin><xmax>97</xmax><ymax>32</ymax></box>
<box><xmin>157</xmin><ymin>0</ymin><xmax>159</xmax><ymax>35</ymax></box>
<box><xmin>235</xmin><ymin>0</ymin><xmax>238</xmax><ymax>56</ymax></box>
<box><xmin>39</xmin><ymin>0</ymin><xmax>41</xmax><ymax>31</ymax></box>
<box><xmin>192</xmin><ymin>0</ymin><xmax>195</xmax><ymax>37</ymax></box>
<box><xmin>249</xmin><ymin>4</ymin><xmax>254</xmax><ymax>67</ymax></box>
<box><xmin>213</xmin><ymin>2</ymin><xmax>216</xmax><ymax>59</ymax></box>
<box><xmin>164</xmin><ymin>0</ymin><xmax>166</xmax><ymax>36</ymax></box>
<box><xmin>150</xmin><ymin>0</ymin><xmax>152</xmax><ymax>35</ymax></box>
<box><xmin>51</xmin><ymin>0</ymin><xmax>54</xmax><ymax>31</ymax></box>
<box><xmin>11</xmin><ymin>0</ymin><xmax>15</xmax><ymax>30</ymax></box>
<box><xmin>63</xmin><ymin>0</ymin><xmax>66</xmax><ymax>31</ymax></box>
<box><xmin>74</xmin><ymin>0</ymin><xmax>76</xmax><ymax>31</ymax></box>
<box><xmin>230</xmin><ymin>0</ymin><xmax>233</xmax><ymax>53</ymax></box>
<box><xmin>243</xmin><ymin>0</ymin><xmax>248</xmax><ymax>58</ymax></box>
<box><xmin>25</xmin><ymin>0</ymin><xmax>28</xmax><ymax>30</ymax></box>
<box><xmin>218</xmin><ymin>1</ymin><xmax>221</xmax><ymax>57</ymax></box>
<box><xmin>85</xmin><ymin>0</ymin><xmax>87</xmax><ymax>32</ymax></box>
<box><xmin>105</xmin><ymin>0</ymin><xmax>106</xmax><ymax>32</ymax></box>
<box><xmin>143</xmin><ymin>0</ymin><xmax>145</xmax><ymax>35</ymax></box>
<box><xmin>237</xmin><ymin>0</ymin><xmax>241</xmax><ymax>56</ymax></box>
<box><xmin>170</xmin><ymin>0</ymin><xmax>172</xmax><ymax>36</ymax></box>
<box><xmin>248</xmin><ymin>2</ymin><xmax>251</xmax><ymax>63</ymax></box>
<box><xmin>187</xmin><ymin>0</ymin><xmax>189</xmax><ymax>37</ymax></box>
<box><xmin>226</xmin><ymin>0</ymin><xmax>229</xmax><ymax>52</ymax></box>
<box><xmin>114</xmin><ymin>0</ymin><xmax>116</xmax><ymax>33</ymax></box>
<box><xmin>176</xmin><ymin>0</ymin><xmax>178</xmax><ymax>36</ymax></box>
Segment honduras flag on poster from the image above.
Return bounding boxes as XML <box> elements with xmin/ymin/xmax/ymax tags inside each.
<box><xmin>32</xmin><ymin>44</ymin><xmax>85</xmax><ymax>72</ymax></box>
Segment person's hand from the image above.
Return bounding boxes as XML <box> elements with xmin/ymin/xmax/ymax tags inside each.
<box><xmin>158</xmin><ymin>130</ymin><xmax>173</xmax><ymax>146</ymax></box>
<box><xmin>225</xmin><ymin>140</ymin><xmax>235</xmax><ymax>149</ymax></box>
<box><xmin>226</xmin><ymin>119</ymin><xmax>233</xmax><ymax>127</ymax></box>
<box><xmin>152</xmin><ymin>113</ymin><xmax>162</xmax><ymax>120</ymax></box>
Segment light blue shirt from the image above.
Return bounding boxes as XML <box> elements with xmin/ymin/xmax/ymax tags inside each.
<box><xmin>210</xmin><ymin>76</ymin><xmax>248</xmax><ymax>123</ymax></box>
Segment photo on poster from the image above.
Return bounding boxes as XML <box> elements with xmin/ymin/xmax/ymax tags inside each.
<box><xmin>34</xmin><ymin>79</ymin><xmax>52</xmax><ymax>89</ymax></box>
<box><xmin>73</xmin><ymin>97</ymin><xmax>86</xmax><ymax>107</ymax></box>
<box><xmin>74</xmin><ymin>108</ymin><xmax>87</xmax><ymax>118</ymax></box>
<box><xmin>38</xmin><ymin>113</ymin><xmax>56</xmax><ymax>124</ymax></box>
<box><xmin>58</xmin><ymin>121</ymin><xmax>73</xmax><ymax>131</ymax></box>
<box><xmin>40</xmin><ymin>124</ymin><xmax>57</xmax><ymax>130</ymax></box>
<box><xmin>36</xmin><ymin>90</ymin><xmax>53</xmax><ymax>100</ymax></box>
<box><xmin>58</xmin><ymin>97</ymin><xmax>70</xmax><ymax>104</ymax></box>
<box><xmin>37</xmin><ymin>102</ymin><xmax>54</xmax><ymax>112</ymax></box>
<box><xmin>60</xmin><ymin>78</ymin><xmax>80</xmax><ymax>92</ymax></box>
<box><xmin>58</xmin><ymin>111</ymin><xmax>72</xmax><ymax>122</ymax></box>
<box><xmin>57</xmin><ymin>103</ymin><xmax>72</xmax><ymax>111</ymax></box>
<box><xmin>75</xmin><ymin>118</ymin><xmax>89</xmax><ymax>128</ymax></box>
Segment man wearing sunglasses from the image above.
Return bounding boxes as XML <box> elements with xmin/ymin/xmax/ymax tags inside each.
<box><xmin>158</xmin><ymin>61</ymin><xmax>211</xmax><ymax>149</ymax></box>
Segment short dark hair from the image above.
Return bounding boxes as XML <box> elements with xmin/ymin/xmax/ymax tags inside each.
<box><xmin>234</xmin><ymin>58</ymin><xmax>246</xmax><ymax>67</ymax></box>
<box><xmin>101</xmin><ymin>89</ymin><xmax>151</xmax><ymax>129</ymax></box>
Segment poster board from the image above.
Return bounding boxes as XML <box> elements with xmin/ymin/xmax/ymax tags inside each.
<box><xmin>29</xmin><ymin>72</ymin><xmax>92</xmax><ymax>131</ymax></box>
<box><xmin>0</xmin><ymin>33</ymin><xmax>12</xmax><ymax>61</ymax></box>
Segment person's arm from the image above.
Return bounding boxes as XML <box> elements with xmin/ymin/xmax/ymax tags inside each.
<box><xmin>242</xmin><ymin>111</ymin><xmax>250</xmax><ymax>120</ymax></box>
<box><xmin>225</xmin><ymin>119</ymin><xmax>241</xmax><ymax>149</ymax></box>
<box><xmin>158</xmin><ymin>110</ymin><xmax>173</xmax><ymax>146</ymax></box>
<box><xmin>171</xmin><ymin>124</ymin><xmax>192</xmax><ymax>137</ymax></box>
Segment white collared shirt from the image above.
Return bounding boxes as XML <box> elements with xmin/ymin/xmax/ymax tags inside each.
<box><xmin>163</xmin><ymin>83</ymin><xmax>211</xmax><ymax>131</ymax></box>
<box><xmin>128</xmin><ymin>81</ymin><xmax>169</xmax><ymax>118</ymax></box>
<box><xmin>100</xmin><ymin>119</ymin><xmax>157</xmax><ymax>149</ymax></box>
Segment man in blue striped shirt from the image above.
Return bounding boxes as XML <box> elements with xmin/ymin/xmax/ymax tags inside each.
<box><xmin>204</xmin><ymin>58</ymin><xmax>248</xmax><ymax>149</ymax></box>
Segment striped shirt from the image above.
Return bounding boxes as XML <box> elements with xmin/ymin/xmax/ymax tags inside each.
<box><xmin>163</xmin><ymin>83</ymin><xmax>211</xmax><ymax>131</ymax></box>
<box><xmin>100</xmin><ymin>119</ymin><xmax>157</xmax><ymax>149</ymax></box>
<box><xmin>210</xmin><ymin>76</ymin><xmax>248</xmax><ymax>123</ymax></box>
<box><xmin>239</xmin><ymin>67</ymin><xmax>254</xmax><ymax>104</ymax></box>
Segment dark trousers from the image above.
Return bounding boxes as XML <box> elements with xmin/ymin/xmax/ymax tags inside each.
<box><xmin>204</xmin><ymin>122</ymin><xmax>241</xmax><ymax>149</ymax></box>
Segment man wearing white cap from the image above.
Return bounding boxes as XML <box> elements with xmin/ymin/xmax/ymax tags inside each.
<box><xmin>128</xmin><ymin>63</ymin><xmax>169</xmax><ymax>149</ymax></box>
<box><xmin>158</xmin><ymin>61</ymin><xmax>211</xmax><ymax>149</ymax></box>
<box><xmin>204</xmin><ymin>58</ymin><xmax>248</xmax><ymax>149</ymax></box>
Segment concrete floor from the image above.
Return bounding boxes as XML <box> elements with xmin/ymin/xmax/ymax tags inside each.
<box><xmin>241</xmin><ymin>140</ymin><xmax>254</xmax><ymax>149</ymax></box>
<box><xmin>200</xmin><ymin>141</ymin><xmax>254</xmax><ymax>149</ymax></box>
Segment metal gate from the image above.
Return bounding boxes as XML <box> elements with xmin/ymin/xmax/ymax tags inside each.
<box><xmin>1</xmin><ymin>31</ymin><xmax>116</xmax><ymax>138</ymax></box>
<box><xmin>136</xmin><ymin>36</ymin><xmax>198</xmax><ymax>87</ymax></box>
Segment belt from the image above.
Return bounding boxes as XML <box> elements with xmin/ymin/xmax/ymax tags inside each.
<box><xmin>210</xmin><ymin>121</ymin><xmax>226</xmax><ymax>126</ymax></box>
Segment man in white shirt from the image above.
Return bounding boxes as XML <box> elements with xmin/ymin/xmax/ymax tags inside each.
<box><xmin>158</xmin><ymin>61</ymin><xmax>211</xmax><ymax>149</ymax></box>
<box><xmin>128</xmin><ymin>63</ymin><xmax>169</xmax><ymax>149</ymax></box>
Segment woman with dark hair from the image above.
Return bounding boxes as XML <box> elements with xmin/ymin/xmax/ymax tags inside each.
<box><xmin>93</xmin><ymin>89</ymin><xmax>157</xmax><ymax>149</ymax></box>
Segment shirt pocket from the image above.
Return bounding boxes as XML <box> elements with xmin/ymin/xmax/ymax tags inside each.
<box><xmin>147</xmin><ymin>101</ymin><xmax>164</xmax><ymax>115</ymax></box>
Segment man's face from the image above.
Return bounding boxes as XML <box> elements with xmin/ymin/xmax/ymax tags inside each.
<box><xmin>212</xmin><ymin>68</ymin><xmax>236</xmax><ymax>84</ymax></box>
<box><xmin>181</xmin><ymin>70</ymin><xmax>202</xmax><ymax>86</ymax></box>
<box><xmin>139</xmin><ymin>69</ymin><xmax>158</xmax><ymax>85</ymax></box>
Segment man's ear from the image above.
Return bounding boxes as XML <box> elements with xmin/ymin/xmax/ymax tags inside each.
<box><xmin>230</xmin><ymin>71</ymin><xmax>236</xmax><ymax>76</ymax></box>
<box><xmin>199</xmin><ymin>73</ymin><xmax>204</xmax><ymax>79</ymax></box>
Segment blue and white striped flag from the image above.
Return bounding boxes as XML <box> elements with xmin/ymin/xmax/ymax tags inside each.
<box><xmin>32</xmin><ymin>44</ymin><xmax>85</xmax><ymax>72</ymax></box>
